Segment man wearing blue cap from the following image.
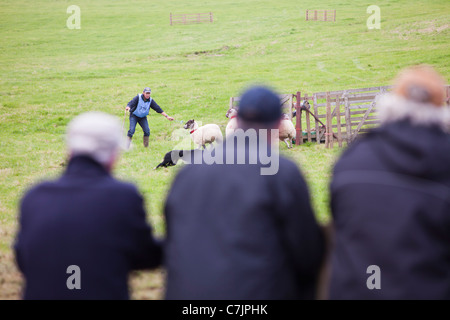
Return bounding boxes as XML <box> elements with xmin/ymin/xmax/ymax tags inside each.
<box><xmin>164</xmin><ymin>85</ymin><xmax>325</xmax><ymax>300</ymax></box>
<box><xmin>125</xmin><ymin>87</ymin><xmax>174</xmax><ymax>148</ymax></box>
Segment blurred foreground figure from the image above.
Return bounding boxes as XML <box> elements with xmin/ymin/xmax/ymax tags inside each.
<box><xmin>328</xmin><ymin>65</ymin><xmax>450</xmax><ymax>299</ymax></box>
<box><xmin>14</xmin><ymin>112</ymin><xmax>162</xmax><ymax>299</ymax></box>
<box><xmin>164</xmin><ymin>86</ymin><xmax>325</xmax><ymax>300</ymax></box>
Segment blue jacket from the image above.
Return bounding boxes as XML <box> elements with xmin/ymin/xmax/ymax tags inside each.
<box><xmin>14</xmin><ymin>156</ymin><xmax>162</xmax><ymax>300</ymax></box>
<box><xmin>127</xmin><ymin>94</ymin><xmax>163</xmax><ymax>117</ymax></box>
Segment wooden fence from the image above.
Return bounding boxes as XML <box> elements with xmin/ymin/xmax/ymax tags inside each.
<box><xmin>295</xmin><ymin>85</ymin><xmax>450</xmax><ymax>148</ymax></box>
<box><xmin>306</xmin><ymin>9</ymin><xmax>336</xmax><ymax>22</ymax></box>
<box><xmin>170</xmin><ymin>12</ymin><xmax>213</xmax><ymax>25</ymax></box>
<box><xmin>295</xmin><ymin>86</ymin><xmax>392</xmax><ymax>148</ymax></box>
<box><xmin>229</xmin><ymin>85</ymin><xmax>450</xmax><ymax>148</ymax></box>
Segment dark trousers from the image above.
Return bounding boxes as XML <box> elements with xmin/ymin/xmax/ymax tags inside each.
<box><xmin>128</xmin><ymin>114</ymin><xmax>150</xmax><ymax>137</ymax></box>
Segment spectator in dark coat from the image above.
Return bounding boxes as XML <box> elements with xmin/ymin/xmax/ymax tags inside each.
<box><xmin>164</xmin><ymin>86</ymin><xmax>325</xmax><ymax>300</ymax></box>
<box><xmin>14</xmin><ymin>112</ymin><xmax>162</xmax><ymax>300</ymax></box>
<box><xmin>328</xmin><ymin>65</ymin><xmax>450</xmax><ymax>299</ymax></box>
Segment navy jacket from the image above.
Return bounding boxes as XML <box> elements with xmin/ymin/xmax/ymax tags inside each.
<box><xmin>329</xmin><ymin>121</ymin><xmax>450</xmax><ymax>299</ymax></box>
<box><xmin>127</xmin><ymin>95</ymin><xmax>163</xmax><ymax>116</ymax></box>
<box><xmin>164</xmin><ymin>138</ymin><xmax>325</xmax><ymax>300</ymax></box>
<box><xmin>14</xmin><ymin>156</ymin><xmax>162</xmax><ymax>300</ymax></box>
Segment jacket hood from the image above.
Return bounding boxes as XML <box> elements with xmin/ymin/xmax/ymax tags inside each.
<box><xmin>366</xmin><ymin>93</ymin><xmax>450</xmax><ymax>179</ymax></box>
<box><xmin>367</xmin><ymin>121</ymin><xmax>450</xmax><ymax>181</ymax></box>
<box><xmin>377</xmin><ymin>93</ymin><xmax>450</xmax><ymax>132</ymax></box>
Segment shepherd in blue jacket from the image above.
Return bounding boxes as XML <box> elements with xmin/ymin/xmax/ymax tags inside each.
<box><xmin>125</xmin><ymin>87</ymin><xmax>174</xmax><ymax>149</ymax></box>
<box><xmin>14</xmin><ymin>112</ymin><xmax>163</xmax><ymax>299</ymax></box>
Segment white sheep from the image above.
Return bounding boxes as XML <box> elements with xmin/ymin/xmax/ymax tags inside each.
<box><xmin>184</xmin><ymin>119</ymin><xmax>223</xmax><ymax>149</ymax></box>
<box><xmin>225</xmin><ymin>108</ymin><xmax>238</xmax><ymax>137</ymax></box>
<box><xmin>278</xmin><ymin>113</ymin><xmax>296</xmax><ymax>149</ymax></box>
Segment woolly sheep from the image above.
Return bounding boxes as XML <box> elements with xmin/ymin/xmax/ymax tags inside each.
<box><xmin>184</xmin><ymin>119</ymin><xmax>223</xmax><ymax>149</ymax></box>
<box><xmin>279</xmin><ymin>113</ymin><xmax>296</xmax><ymax>149</ymax></box>
<box><xmin>225</xmin><ymin>108</ymin><xmax>238</xmax><ymax>137</ymax></box>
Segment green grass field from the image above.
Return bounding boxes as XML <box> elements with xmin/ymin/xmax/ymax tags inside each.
<box><xmin>0</xmin><ymin>0</ymin><xmax>448</xmax><ymax>299</ymax></box>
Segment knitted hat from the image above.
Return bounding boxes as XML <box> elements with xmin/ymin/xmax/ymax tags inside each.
<box><xmin>393</xmin><ymin>65</ymin><xmax>446</xmax><ymax>107</ymax></box>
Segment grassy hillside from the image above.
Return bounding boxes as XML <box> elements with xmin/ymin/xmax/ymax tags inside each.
<box><xmin>0</xmin><ymin>0</ymin><xmax>448</xmax><ymax>299</ymax></box>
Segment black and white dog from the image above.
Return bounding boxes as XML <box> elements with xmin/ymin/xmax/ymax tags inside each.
<box><xmin>154</xmin><ymin>150</ymin><xmax>184</xmax><ymax>169</ymax></box>
<box><xmin>154</xmin><ymin>149</ymin><xmax>204</xmax><ymax>169</ymax></box>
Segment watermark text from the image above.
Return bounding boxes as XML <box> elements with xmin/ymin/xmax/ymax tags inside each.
<box><xmin>367</xmin><ymin>5</ymin><xmax>381</xmax><ymax>30</ymax></box>
<box><xmin>66</xmin><ymin>265</ymin><xmax>81</xmax><ymax>290</ymax></box>
<box><xmin>67</xmin><ymin>5</ymin><xmax>81</xmax><ymax>29</ymax></box>
<box><xmin>366</xmin><ymin>265</ymin><xmax>381</xmax><ymax>290</ymax></box>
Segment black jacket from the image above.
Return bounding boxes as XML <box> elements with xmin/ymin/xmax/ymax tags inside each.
<box><xmin>328</xmin><ymin>120</ymin><xmax>450</xmax><ymax>299</ymax></box>
<box><xmin>14</xmin><ymin>156</ymin><xmax>162</xmax><ymax>299</ymax></box>
<box><xmin>164</xmin><ymin>139</ymin><xmax>325</xmax><ymax>299</ymax></box>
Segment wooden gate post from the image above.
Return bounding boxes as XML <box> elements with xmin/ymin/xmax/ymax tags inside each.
<box><xmin>305</xmin><ymin>94</ymin><xmax>311</xmax><ymax>142</ymax></box>
<box><xmin>314</xmin><ymin>94</ymin><xmax>319</xmax><ymax>142</ymax></box>
<box><xmin>295</xmin><ymin>91</ymin><xmax>302</xmax><ymax>145</ymax></box>
<box><xmin>344</xmin><ymin>95</ymin><xmax>351</xmax><ymax>144</ymax></box>
<box><xmin>336</xmin><ymin>97</ymin><xmax>342</xmax><ymax>147</ymax></box>
<box><xmin>325</xmin><ymin>92</ymin><xmax>331</xmax><ymax>148</ymax></box>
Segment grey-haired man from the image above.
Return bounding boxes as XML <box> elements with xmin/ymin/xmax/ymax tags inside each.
<box><xmin>125</xmin><ymin>87</ymin><xmax>174</xmax><ymax>148</ymax></box>
<box><xmin>14</xmin><ymin>112</ymin><xmax>162</xmax><ymax>299</ymax></box>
